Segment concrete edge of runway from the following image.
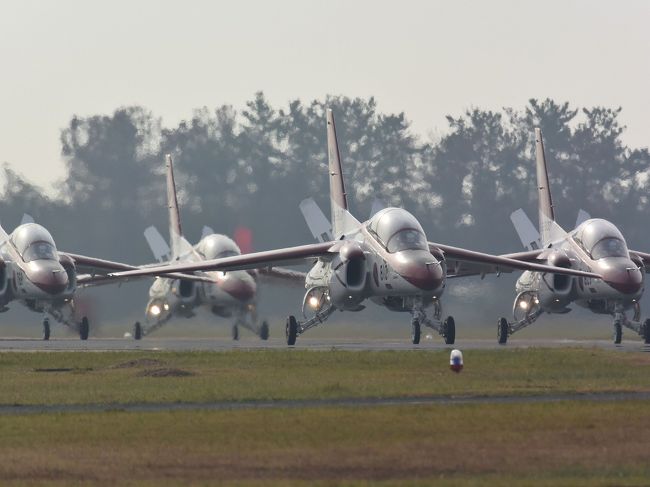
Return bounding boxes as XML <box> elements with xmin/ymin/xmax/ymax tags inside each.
<box><xmin>2</xmin><ymin>390</ymin><xmax>650</xmax><ymax>416</ymax></box>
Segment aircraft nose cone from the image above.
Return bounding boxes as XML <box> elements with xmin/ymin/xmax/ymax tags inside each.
<box><xmin>601</xmin><ymin>260</ymin><xmax>643</xmax><ymax>295</ymax></box>
<box><xmin>27</xmin><ymin>262</ymin><xmax>69</xmax><ymax>295</ymax></box>
<box><xmin>394</xmin><ymin>251</ymin><xmax>444</xmax><ymax>291</ymax></box>
<box><xmin>221</xmin><ymin>274</ymin><xmax>257</xmax><ymax>301</ymax></box>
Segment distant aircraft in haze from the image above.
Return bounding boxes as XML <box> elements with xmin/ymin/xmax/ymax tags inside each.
<box><xmin>0</xmin><ymin>215</ymin><xmax>209</xmax><ymax>340</ymax></box>
<box><xmin>131</xmin><ymin>155</ymin><xmax>304</xmax><ymax>340</ymax></box>
<box><xmin>498</xmin><ymin>128</ymin><xmax>650</xmax><ymax>344</ymax></box>
<box><xmin>103</xmin><ymin>110</ymin><xmax>601</xmax><ymax>346</ymax></box>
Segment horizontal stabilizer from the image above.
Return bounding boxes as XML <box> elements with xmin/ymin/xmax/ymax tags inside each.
<box><xmin>299</xmin><ymin>198</ymin><xmax>333</xmax><ymax>243</ymax></box>
<box><xmin>510</xmin><ymin>209</ymin><xmax>541</xmax><ymax>250</ymax></box>
<box><xmin>143</xmin><ymin>226</ymin><xmax>171</xmax><ymax>263</ymax></box>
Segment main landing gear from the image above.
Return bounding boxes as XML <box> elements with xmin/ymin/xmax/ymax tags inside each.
<box><xmin>42</xmin><ymin>317</ymin><xmax>50</xmax><ymax>341</ymax></box>
<box><xmin>411</xmin><ymin>300</ymin><xmax>455</xmax><ymax>345</ymax></box>
<box><xmin>232</xmin><ymin>319</ymin><xmax>271</xmax><ymax>341</ymax></box>
<box><xmin>79</xmin><ymin>317</ymin><xmax>89</xmax><ymax>340</ymax></box>
<box><xmin>285</xmin><ymin>303</ymin><xmax>336</xmax><ymax>346</ymax></box>
<box><xmin>611</xmin><ymin>305</ymin><xmax>650</xmax><ymax>345</ymax></box>
<box><xmin>497</xmin><ymin>291</ymin><xmax>544</xmax><ymax>345</ymax></box>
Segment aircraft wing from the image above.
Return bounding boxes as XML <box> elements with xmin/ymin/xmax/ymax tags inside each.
<box><xmin>257</xmin><ymin>266</ymin><xmax>307</xmax><ymax>285</ymax></box>
<box><xmin>429</xmin><ymin>242</ymin><xmax>602</xmax><ymax>280</ymax></box>
<box><xmin>629</xmin><ymin>250</ymin><xmax>650</xmax><ymax>273</ymax></box>
<box><xmin>62</xmin><ymin>252</ymin><xmax>214</xmax><ymax>284</ymax></box>
<box><xmin>101</xmin><ymin>242</ymin><xmax>335</xmax><ymax>280</ymax></box>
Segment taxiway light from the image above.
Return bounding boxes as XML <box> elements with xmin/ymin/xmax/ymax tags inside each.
<box><xmin>308</xmin><ymin>296</ymin><xmax>319</xmax><ymax>308</ymax></box>
<box><xmin>150</xmin><ymin>304</ymin><xmax>161</xmax><ymax>316</ymax></box>
<box><xmin>519</xmin><ymin>300</ymin><xmax>529</xmax><ymax>310</ymax></box>
<box><xmin>450</xmin><ymin>349</ymin><xmax>463</xmax><ymax>373</ymax></box>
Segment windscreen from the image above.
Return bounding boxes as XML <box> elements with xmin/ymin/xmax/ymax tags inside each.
<box><xmin>23</xmin><ymin>241</ymin><xmax>58</xmax><ymax>262</ymax></box>
<box><xmin>590</xmin><ymin>237</ymin><xmax>628</xmax><ymax>260</ymax></box>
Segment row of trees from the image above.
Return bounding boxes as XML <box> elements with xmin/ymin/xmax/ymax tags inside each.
<box><xmin>2</xmin><ymin>94</ymin><xmax>649</xmax><ymax>330</ymax></box>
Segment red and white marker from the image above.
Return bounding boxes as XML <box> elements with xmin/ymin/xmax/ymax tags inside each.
<box><xmin>450</xmin><ymin>349</ymin><xmax>463</xmax><ymax>373</ymax></box>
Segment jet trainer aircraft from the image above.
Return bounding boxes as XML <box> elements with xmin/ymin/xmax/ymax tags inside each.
<box><xmin>0</xmin><ymin>216</ymin><xmax>210</xmax><ymax>340</ymax></box>
<box><xmin>103</xmin><ymin>110</ymin><xmax>603</xmax><ymax>346</ymax></box>
<box><xmin>496</xmin><ymin>128</ymin><xmax>650</xmax><ymax>344</ymax></box>
<box><xmin>130</xmin><ymin>155</ymin><xmax>303</xmax><ymax>340</ymax></box>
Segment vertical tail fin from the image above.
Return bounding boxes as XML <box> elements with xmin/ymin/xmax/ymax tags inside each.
<box><xmin>535</xmin><ymin>128</ymin><xmax>555</xmax><ymax>246</ymax></box>
<box><xmin>327</xmin><ymin>109</ymin><xmax>359</xmax><ymax>238</ymax></box>
<box><xmin>326</xmin><ymin>109</ymin><xmax>348</xmax><ymax>237</ymax></box>
<box><xmin>166</xmin><ymin>154</ymin><xmax>184</xmax><ymax>259</ymax></box>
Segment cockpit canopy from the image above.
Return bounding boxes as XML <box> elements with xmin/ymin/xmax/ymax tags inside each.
<box><xmin>195</xmin><ymin>234</ymin><xmax>241</xmax><ymax>260</ymax></box>
<box><xmin>573</xmin><ymin>219</ymin><xmax>628</xmax><ymax>260</ymax></box>
<box><xmin>10</xmin><ymin>223</ymin><xmax>58</xmax><ymax>262</ymax></box>
<box><xmin>367</xmin><ymin>208</ymin><xmax>428</xmax><ymax>253</ymax></box>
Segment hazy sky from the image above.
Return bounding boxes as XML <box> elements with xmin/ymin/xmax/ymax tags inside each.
<box><xmin>0</xmin><ymin>0</ymin><xmax>648</xmax><ymax>190</ymax></box>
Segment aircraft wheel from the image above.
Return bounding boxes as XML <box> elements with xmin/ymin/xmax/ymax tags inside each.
<box><xmin>134</xmin><ymin>322</ymin><xmax>142</xmax><ymax>340</ymax></box>
<box><xmin>614</xmin><ymin>321</ymin><xmax>622</xmax><ymax>344</ymax></box>
<box><xmin>232</xmin><ymin>324</ymin><xmax>240</xmax><ymax>341</ymax></box>
<box><xmin>411</xmin><ymin>318</ymin><xmax>421</xmax><ymax>345</ymax></box>
<box><xmin>42</xmin><ymin>318</ymin><xmax>50</xmax><ymax>341</ymax></box>
<box><xmin>443</xmin><ymin>316</ymin><xmax>456</xmax><ymax>345</ymax></box>
<box><xmin>286</xmin><ymin>316</ymin><xmax>298</xmax><ymax>346</ymax></box>
<box><xmin>260</xmin><ymin>321</ymin><xmax>270</xmax><ymax>341</ymax></box>
<box><xmin>644</xmin><ymin>319</ymin><xmax>650</xmax><ymax>345</ymax></box>
<box><xmin>79</xmin><ymin>317</ymin><xmax>89</xmax><ymax>341</ymax></box>
<box><xmin>497</xmin><ymin>317</ymin><xmax>509</xmax><ymax>345</ymax></box>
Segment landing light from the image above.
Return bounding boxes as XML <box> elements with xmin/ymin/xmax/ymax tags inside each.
<box><xmin>149</xmin><ymin>304</ymin><xmax>161</xmax><ymax>316</ymax></box>
<box><xmin>216</xmin><ymin>271</ymin><xmax>226</xmax><ymax>279</ymax></box>
<box><xmin>519</xmin><ymin>301</ymin><xmax>529</xmax><ymax>310</ymax></box>
<box><xmin>308</xmin><ymin>296</ymin><xmax>319</xmax><ymax>309</ymax></box>
<box><xmin>163</xmin><ymin>303</ymin><xmax>170</xmax><ymax>311</ymax></box>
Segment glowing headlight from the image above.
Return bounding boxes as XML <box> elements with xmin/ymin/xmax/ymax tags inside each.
<box><xmin>149</xmin><ymin>304</ymin><xmax>161</xmax><ymax>316</ymax></box>
<box><xmin>308</xmin><ymin>296</ymin><xmax>319</xmax><ymax>309</ymax></box>
<box><xmin>163</xmin><ymin>303</ymin><xmax>170</xmax><ymax>311</ymax></box>
<box><xmin>519</xmin><ymin>300</ymin><xmax>529</xmax><ymax>310</ymax></box>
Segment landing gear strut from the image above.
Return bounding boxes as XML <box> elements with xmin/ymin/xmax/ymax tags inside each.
<box><xmin>284</xmin><ymin>302</ymin><xmax>336</xmax><ymax>346</ymax></box>
<box><xmin>42</xmin><ymin>317</ymin><xmax>50</xmax><ymax>341</ymax></box>
<box><xmin>611</xmin><ymin>306</ymin><xmax>649</xmax><ymax>344</ymax></box>
<box><xmin>411</xmin><ymin>300</ymin><xmax>455</xmax><ymax>344</ymax></box>
<box><xmin>498</xmin><ymin>291</ymin><xmax>543</xmax><ymax>345</ymax></box>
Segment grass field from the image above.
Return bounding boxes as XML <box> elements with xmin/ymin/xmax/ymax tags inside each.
<box><xmin>1</xmin><ymin>348</ymin><xmax>650</xmax><ymax>406</ymax></box>
<box><xmin>1</xmin><ymin>348</ymin><xmax>650</xmax><ymax>485</ymax></box>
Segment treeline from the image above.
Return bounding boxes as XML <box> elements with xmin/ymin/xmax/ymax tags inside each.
<box><xmin>3</xmin><ymin>94</ymin><xmax>649</xmax><ymax>264</ymax></box>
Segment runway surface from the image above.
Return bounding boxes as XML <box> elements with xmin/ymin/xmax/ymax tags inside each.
<box><xmin>0</xmin><ymin>337</ymin><xmax>649</xmax><ymax>352</ymax></box>
<box><xmin>1</xmin><ymin>390</ymin><xmax>649</xmax><ymax>415</ymax></box>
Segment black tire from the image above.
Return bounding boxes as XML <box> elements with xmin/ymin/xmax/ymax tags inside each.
<box><xmin>644</xmin><ymin>319</ymin><xmax>650</xmax><ymax>345</ymax></box>
<box><xmin>443</xmin><ymin>316</ymin><xmax>456</xmax><ymax>345</ymax></box>
<box><xmin>42</xmin><ymin>318</ymin><xmax>50</xmax><ymax>341</ymax></box>
<box><xmin>411</xmin><ymin>318</ymin><xmax>421</xmax><ymax>345</ymax></box>
<box><xmin>286</xmin><ymin>316</ymin><xmax>298</xmax><ymax>346</ymax></box>
<box><xmin>79</xmin><ymin>317</ymin><xmax>89</xmax><ymax>341</ymax></box>
<box><xmin>497</xmin><ymin>317</ymin><xmax>509</xmax><ymax>345</ymax></box>
<box><xmin>134</xmin><ymin>322</ymin><xmax>142</xmax><ymax>340</ymax></box>
<box><xmin>260</xmin><ymin>321</ymin><xmax>270</xmax><ymax>340</ymax></box>
<box><xmin>232</xmin><ymin>324</ymin><xmax>240</xmax><ymax>341</ymax></box>
<box><xmin>614</xmin><ymin>321</ymin><xmax>622</xmax><ymax>344</ymax></box>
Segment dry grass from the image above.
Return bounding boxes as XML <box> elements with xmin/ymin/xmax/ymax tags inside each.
<box><xmin>0</xmin><ymin>401</ymin><xmax>649</xmax><ymax>485</ymax></box>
